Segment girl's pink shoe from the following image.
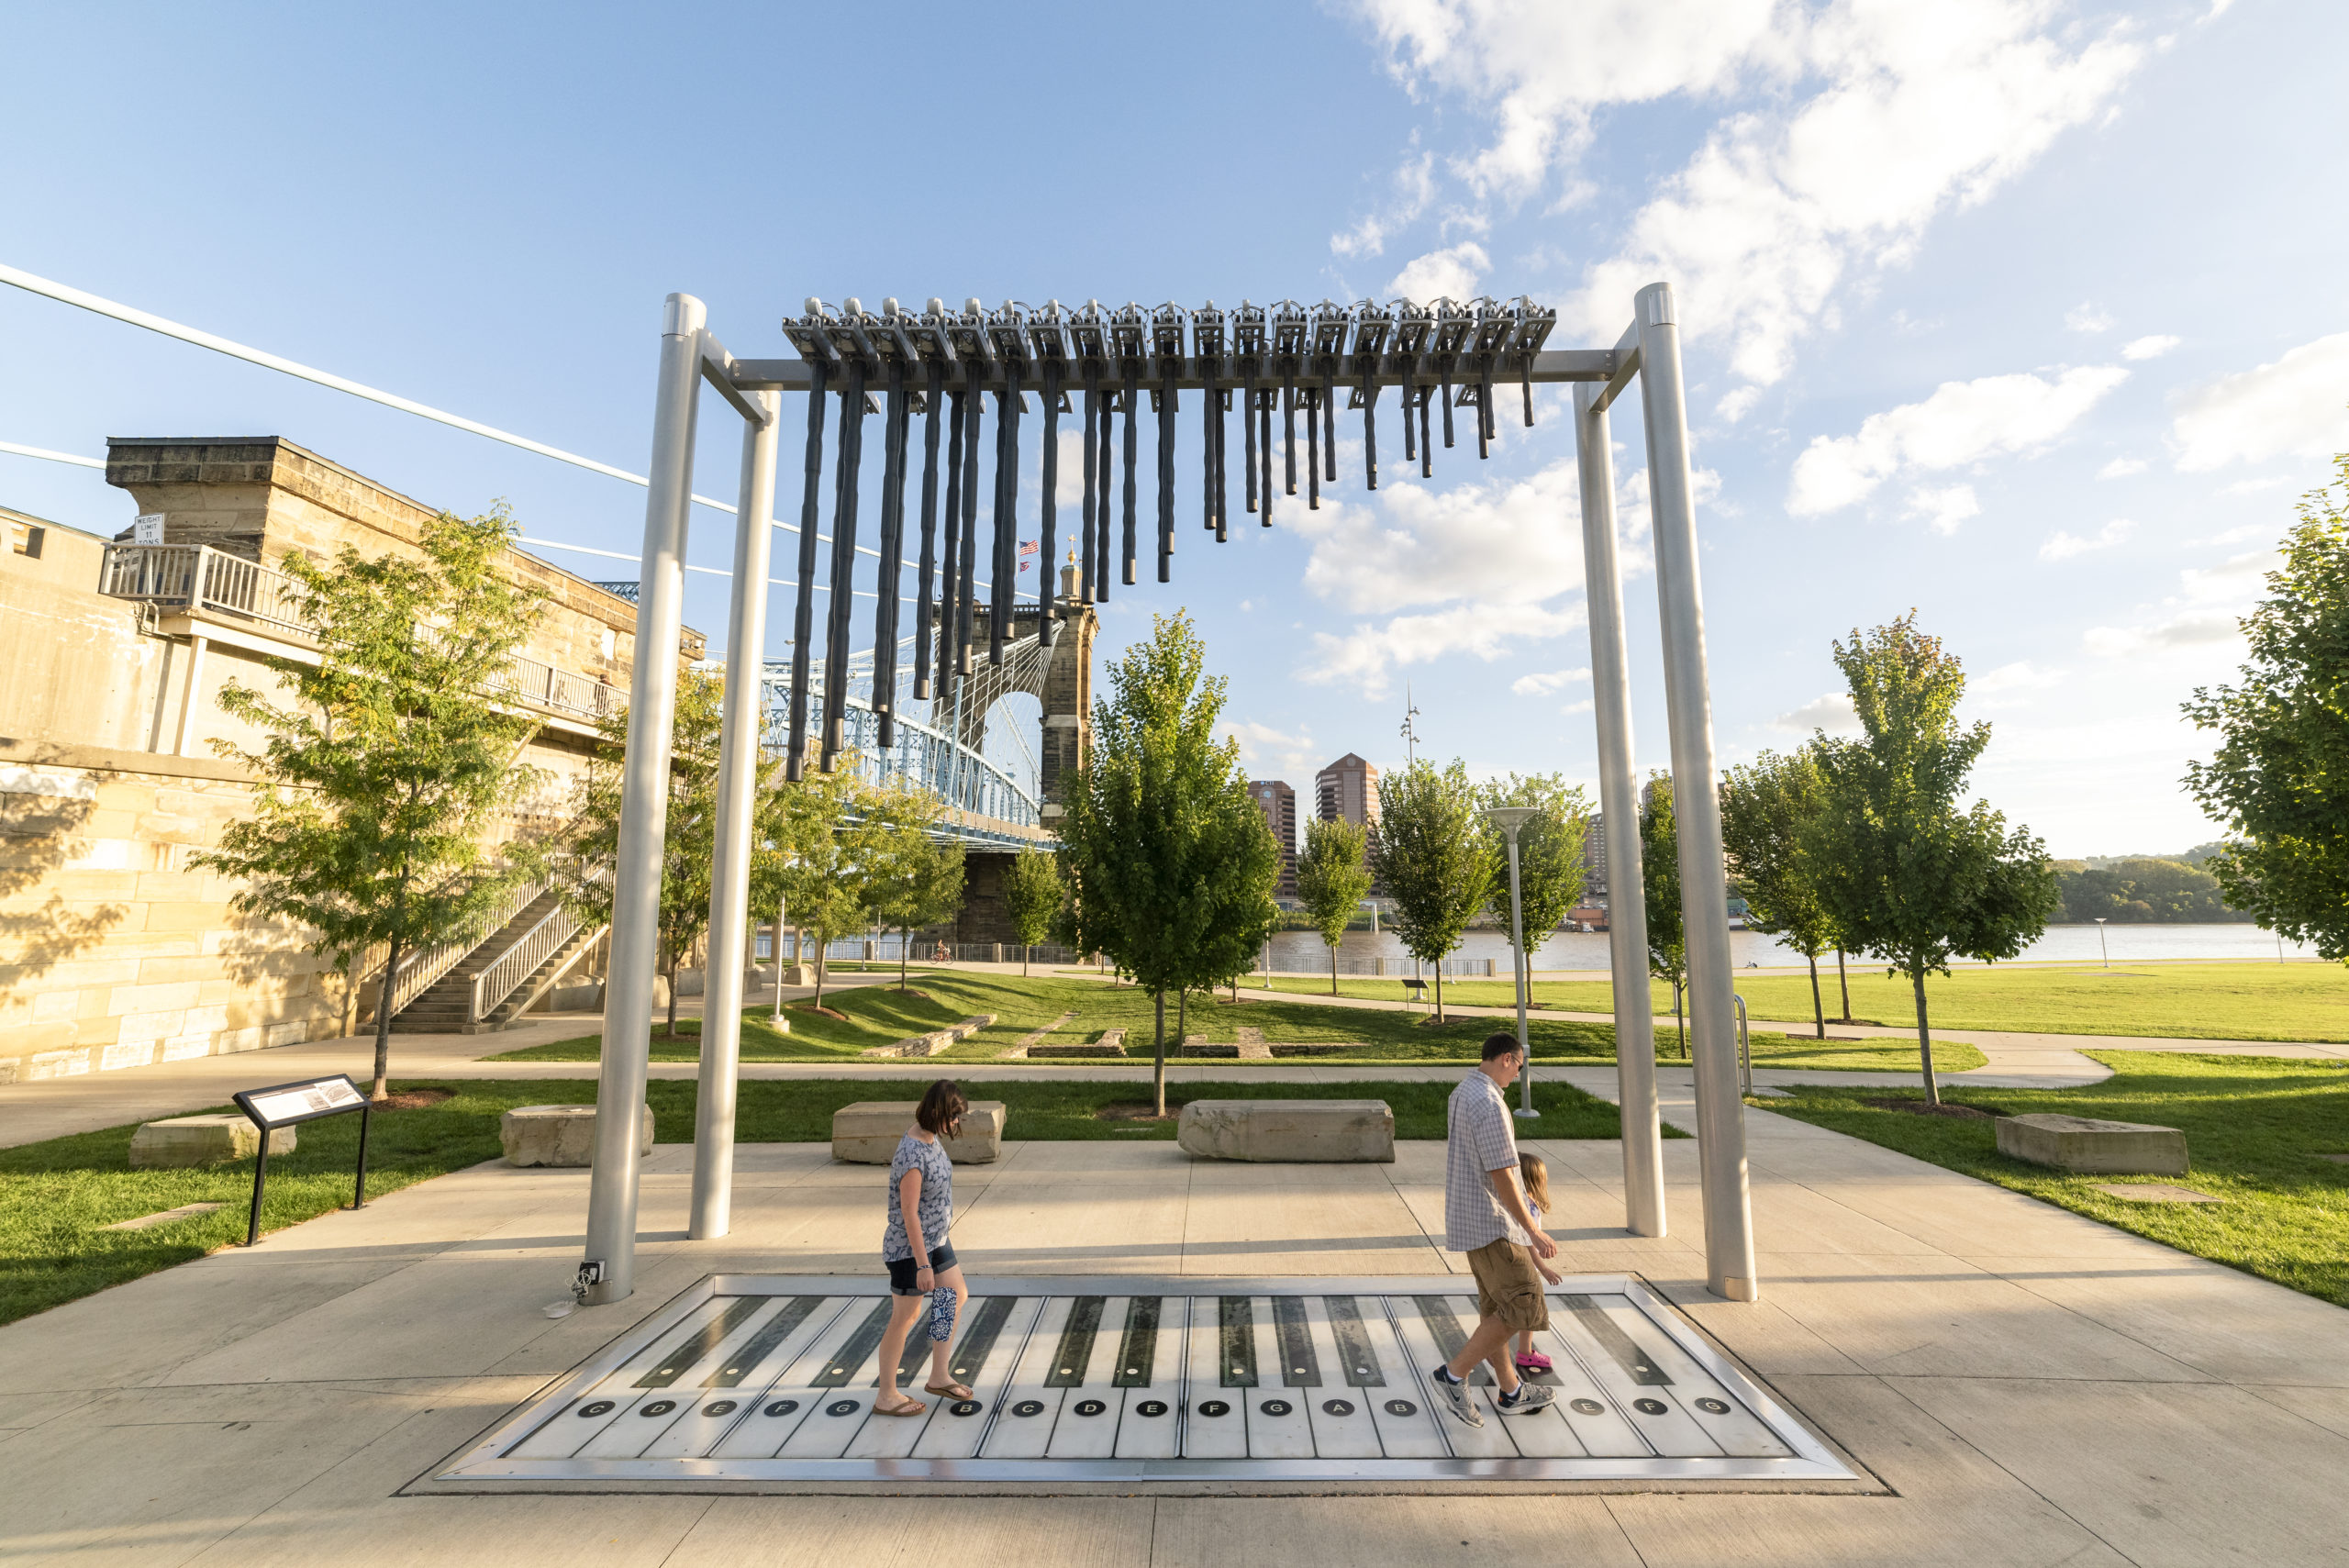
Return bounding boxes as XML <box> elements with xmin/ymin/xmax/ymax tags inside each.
<box><xmin>1514</xmin><ymin>1351</ymin><xmax>1553</xmax><ymax>1373</ymax></box>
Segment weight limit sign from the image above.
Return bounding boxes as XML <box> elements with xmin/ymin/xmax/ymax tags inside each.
<box><xmin>427</xmin><ymin>1274</ymin><xmax>1853</xmax><ymax>1490</ymax></box>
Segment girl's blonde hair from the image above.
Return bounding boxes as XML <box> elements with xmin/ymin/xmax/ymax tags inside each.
<box><xmin>1518</xmin><ymin>1151</ymin><xmax>1552</xmax><ymax>1212</ymax></box>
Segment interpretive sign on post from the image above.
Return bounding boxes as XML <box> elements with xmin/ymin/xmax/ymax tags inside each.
<box><xmin>230</xmin><ymin>1073</ymin><xmax>373</xmax><ymax>1246</ymax></box>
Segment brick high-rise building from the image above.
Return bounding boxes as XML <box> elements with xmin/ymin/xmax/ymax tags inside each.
<box><xmin>1314</xmin><ymin>753</ymin><xmax>1380</xmax><ymax>830</ymax></box>
<box><xmin>1250</xmin><ymin>780</ymin><xmax>1297</xmax><ymax>895</ymax></box>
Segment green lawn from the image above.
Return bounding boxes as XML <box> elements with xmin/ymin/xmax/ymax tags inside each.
<box><xmin>495</xmin><ymin>971</ymin><xmax>1974</xmax><ymax>1073</ymax></box>
<box><xmin>1253</xmin><ymin>961</ymin><xmax>2349</xmax><ymax>1043</ymax></box>
<box><xmin>1759</xmin><ymin>1051</ymin><xmax>2349</xmax><ymax>1307</ymax></box>
<box><xmin>0</xmin><ymin>1073</ymin><xmax>1653</xmax><ymax>1326</ymax></box>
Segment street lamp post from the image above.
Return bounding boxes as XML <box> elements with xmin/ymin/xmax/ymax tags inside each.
<box><xmin>1483</xmin><ymin>806</ymin><xmax>1541</xmax><ymax>1118</ymax></box>
<box><xmin>2095</xmin><ymin>917</ymin><xmax>2109</xmax><ymax>969</ymax></box>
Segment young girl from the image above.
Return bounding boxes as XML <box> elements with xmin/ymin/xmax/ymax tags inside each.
<box><xmin>1514</xmin><ymin>1151</ymin><xmax>1564</xmax><ymax>1373</ymax></box>
<box><xmin>872</xmin><ymin>1080</ymin><xmax>973</xmax><ymax>1417</ymax></box>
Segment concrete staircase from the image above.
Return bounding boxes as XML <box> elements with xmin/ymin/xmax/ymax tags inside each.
<box><xmin>389</xmin><ymin>891</ymin><xmax>599</xmax><ymax>1035</ymax></box>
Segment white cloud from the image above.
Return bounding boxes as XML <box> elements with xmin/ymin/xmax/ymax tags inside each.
<box><xmin>2098</xmin><ymin>456</ymin><xmax>2147</xmax><ymax>479</ymax></box>
<box><xmin>2178</xmin><ymin>550</ymin><xmax>2270</xmax><ymax>603</ymax></box>
<box><xmin>1973</xmin><ymin>660</ymin><xmax>2061</xmax><ymax>695</ymax></box>
<box><xmin>2039</xmin><ymin>517</ymin><xmax>2135</xmax><ymax>562</ymax></box>
<box><xmin>2065</xmin><ymin>303</ymin><xmax>2116</xmax><ymax>334</ymax></box>
<box><xmin>2169</xmin><ymin>331</ymin><xmax>2349</xmax><ymax>471</ymax></box>
<box><xmin>1332</xmin><ymin>151</ymin><xmax>1438</xmax><ymax>260</ymax></box>
<box><xmin>2224</xmin><ymin>476</ymin><xmax>2292</xmax><ymax>495</ymax></box>
<box><xmin>1774</xmin><ymin>692</ymin><xmax>1862</xmax><ymax>736</ymax></box>
<box><xmin>2082</xmin><ymin>550</ymin><xmax>2270</xmax><ymax>656</ymax></box>
<box><xmin>1511</xmin><ymin>666</ymin><xmax>1590</xmax><ymax>696</ymax></box>
<box><xmin>2121</xmin><ymin>334</ymin><xmax>2180</xmax><ymax>361</ymax></box>
<box><xmin>1716</xmin><ymin>385</ymin><xmax>1765</xmax><ymax>423</ymax></box>
<box><xmin>1387</xmin><ymin>241</ymin><xmax>1491</xmax><ymax>303</ymax></box>
<box><xmin>1906</xmin><ymin>483</ymin><xmax>1980</xmax><ymax>535</ymax></box>
<box><xmin>1788</xmin><ymin>365</ymin><xmax>2129</xmax><ymax>514</ymax></box>
<box><xmin>1305</xmin><ymin>600</ymin><xmax>1586</xmax><ymax>700</ymax></box>
<box><xmin>1558</xmin><ymin>697</ymin><xmax>1595</xmax><ymax>716</ymax></box>
<box><xmin>2083</xmin><ymin>610</ymin><xmax>2242</xmax><ymax>658</ymax></box>
<box><xmin>1221</xmin><ymin>719</ymin><xmax>1321</xmax><ymax>784</ymax></box>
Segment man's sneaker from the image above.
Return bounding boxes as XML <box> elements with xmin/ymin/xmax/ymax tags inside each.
<box><xmin>1497</xmin><ymin>1382</ymin><xmax>1557</xmax><ymax>1415</ymax></box>
<box><xmin>1429</xmin><ymin>1366</ymin><xmax>1484</xmax><ymax>1429</ymax></box>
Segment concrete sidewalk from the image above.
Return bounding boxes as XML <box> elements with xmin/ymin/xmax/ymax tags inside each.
<box><xmin>3</xmin><ymin>1079</ymin><xmax>2345</xmax><ymax>1563</ymax></box>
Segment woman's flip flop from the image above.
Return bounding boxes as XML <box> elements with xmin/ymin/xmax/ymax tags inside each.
<box><xmin>874</xmin><ymin>1396</ymin><xmax>928</xmax><ymax>1417</ymax></box>
<box><xmin>924</xmin><ymin>1382</ymin><xmax>974</xmax><ymax>1400</ymax></box>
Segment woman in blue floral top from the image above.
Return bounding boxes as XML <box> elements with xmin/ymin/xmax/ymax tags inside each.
<box><xmin>872</xmin><ymin>1079</ymin><xmax>971</xmax><ymax>1417</ymax></box>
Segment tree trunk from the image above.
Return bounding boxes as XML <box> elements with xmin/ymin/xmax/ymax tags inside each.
<box><xmin>1022</xmin><ymin>943</ymin><xmax>1030</xmax><ymax>977</ymax></box>
<box><xmin>1176</xmin><ymin>987</ymin><xmax>1187</xmax><ymax>1054</ymax></box>
<box><xmin>1912</xmin><ymin>967</ymin><xmax>1942</xmax><ymax>1106</ymax></box>
<box><xmin>1836</xmin><ymin>948</ymin><xmax>1853</xmax><ymax>1022</ymax></box>
<box><xmin>1434</xmin><ymin>962</ymin><xmax>1444</xmax><ymax>1023</ymax></box>
<box><xmin>900</xmin><ymin>928</ymin><xmax>909</xmax><ymax>990</ymax></box>
<box><xmin>1673</xmin><ymin>976</ymin><xmax>1685</xmax><ymax>1058</ymax></box>
<box><xmin>1330</xmin><ymin>940</ymin><xmax>1339</xmax><ymax>995</ymax></box>
<box><xmin>1153</xmin><ymin>988</ymin><xmax>1167</xmax><ymax>1118</ymax></box>
<box><xmin>662</xmin><ymin>941</ymin><xmax>679</xmax><ymax>1039</ymax></box>
<box><xmin>370</xmin><ymin>938</ymin><xmax>400</xmax><ymax>1102</ymax></box>
<box><xmin>1808</xmin><ymin>952</ymin><xmax>1824</xmax><ymax>1040</ymax></box>
<box><xmin>812</xmin><ymin>940</ymin><xmax>827</xmax><ymax>1014</ymax></box>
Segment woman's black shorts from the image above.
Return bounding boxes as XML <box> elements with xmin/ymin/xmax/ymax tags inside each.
<box><xmin>885</xmin><ymin>1241</ymin><xmax>957</xmax><ymax>1295</ymax></box>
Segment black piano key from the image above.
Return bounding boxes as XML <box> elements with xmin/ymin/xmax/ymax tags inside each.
<box><xmin>1112</xmin><ymin>1296</ymin><xmax>1161</xmax><ymax>1388</ymax></box>
<box><xmin>1326</xmin><ymin>1297</ymin><xmax>1386</xmax><ymax>1389</ymax></box>
<box><xmin>635</xmin><ymin>1297</ymin><xmax>763</xmax><ymax>1388</ymax></box>
<box><xmin>1218</xmin><ymin>1296</ymin><xmax>1258</xmax><ymax>1388</ymax></box>
<box><xmin>1272</xmin><ymin>1296</ymin><xmax>1321</xmax><ymax>1388</ymax></box>
<box><xmin>1412</xmin><ymin>1296</ymin><xmax>1486</xmax><ymax>1383</ymax></box>
<box><xmin>1046</xmin><ymin>1296</ymin><xmax>1106</xmax><ymax>1388</ymax></box>
<box><xmin>1561</xmin><ymin>1296</ymin><xmax>1672</xmax><ymax>1386</ymax></box>
<box><xmin>947</xmin><ymin>1295</ymin><xmax>1017</xmax><ymax>1385</ymax></box>
<box><xmin>813</xmin><ymin>1301</ymin><xmax>895</xmax><ymax>1388</ymax></box>
<box><xmin>703</xmin><ymin>1296</ymin><xmax>829</xmax><ymax>1387</ymax></box>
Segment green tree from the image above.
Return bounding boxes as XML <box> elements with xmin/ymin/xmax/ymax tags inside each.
<box><xmin>1720</xmin><ymin>745</ymin><xmax>1840</xmax><ymax>1039</ymax></box>
<box><xmin>1476</xmin><ymin>771</ymin><xmax>1592</xmax><ymax>972</ymax></box>
<box><xmin>863</xmin><ymin>823</ymin><xmax>965</xmax><ymax>990</ymax></box>
<box><xmin>2186</xmin><ymin>463</ymin><xmax>2349</xmax><ymax>957</ymax></box>
<box><xmin>1055</xmin><ymin>612</ymin><xmax>1280</xmax><ymax>1115</ymax></box>
<box><xmin>1640</xmin><ymin>772</ymin><xmax>1688</xmax><ymax>1056</ymax></box>
<box><xmin>195</xmin><ymin>507</ymin><xmax>545</xmax><ymax>1100</ymax></box>
<box><xmin>558</xmin><ymin>668</ymin><xmax>726</xmax><ymax>1038</ymax></box>
<box><xmin>1001</xmin><ymin>846</ymin><xmax>1062</xmax><ymax>976</ymax></box>
<box><xmin>1809</xmin><ymin>615</ymin><xmax>2058</xmax><ymax>1104</ymax></box>
<box><xmin>764</xmin><ymin>765</ymin><xmax>919</xmax><ymax>1014</ymax></box>
<box><xmin>1371</xmin><ymin>759</ymin><xmax>1498</xmax><ymax>1024</ymax></box>
<box><xmin>1295</xmin><ymin>816</ymin><xmax>1374</xmax><ymax>995</ymax></box>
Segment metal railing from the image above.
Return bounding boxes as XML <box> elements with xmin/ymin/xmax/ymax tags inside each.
<box><xmin>99</xmin><ymin>542</ymin><xmax>624</xmax><ymax>726</ymax></box>
<box><xmin>353</xmin><ymin>879</ymin><xmax>548</xmax><ymax>1022</ymax></box>
<box><xmin>469</xmin><ymin>897</ymin><xmax>584</xmax><ymax>1023</ymax></box>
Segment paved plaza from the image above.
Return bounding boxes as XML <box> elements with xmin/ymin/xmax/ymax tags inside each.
<box><xmin>4</xmin><ymin>1029</ymin><xmax>2347</xmax><ymax>1564</ymax></box>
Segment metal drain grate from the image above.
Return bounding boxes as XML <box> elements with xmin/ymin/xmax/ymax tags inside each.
<box><xmin>433</xmin><ymin>1274</ymin><xmax>1849</xmax><ymax>1485</ymax></box>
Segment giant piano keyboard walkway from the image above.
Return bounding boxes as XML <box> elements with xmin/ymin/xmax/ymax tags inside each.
<box><xmin>432</xmin><ymin>1275</ymin><xmax>1842</xmax><ymax>1485</ymax></box>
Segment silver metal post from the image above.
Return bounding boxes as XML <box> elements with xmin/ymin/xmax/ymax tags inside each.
<box><xmin>1508</xmin><ymin>825</ymin><xmax>1535</xmax><ymax>1118</ymax></box>
<box><xmin>582</xmin><ymin>292</ymin><xmax>704</xmax><ymax>1306</ymax></box>
<box><xmin>1636</xmin><ymin>281</ymin><xmax>1756</xmax><ymax>1302</ymax></box>
<box><xmin>1575</xmin><ymin>380</ymin><xmax>1665</xmax><ymax>1240</ymax></box>
<box><xmin>690</xmin><ymin>386</ymin><xmax>779</xmax><ymax>1242</ymax></box>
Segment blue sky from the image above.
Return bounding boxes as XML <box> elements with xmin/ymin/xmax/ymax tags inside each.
<box><xmin>6</xmin><ymin>0</ymin><xmax>2346</xmax><ymax>855</ymax></box>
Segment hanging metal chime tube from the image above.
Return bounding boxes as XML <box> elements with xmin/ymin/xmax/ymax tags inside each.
<box><xmin>784</xmin><ymin>360</ymin><xmax>829</xmax><ymax>782</ymax></box>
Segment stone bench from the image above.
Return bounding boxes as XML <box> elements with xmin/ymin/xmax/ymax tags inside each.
<box><xmin>860</xmin><ymin>1014</ymin><xmax>996</xmax><ymax>1059</ymax></box>
<box><xmin>129</xmin><ymin>1115</ymin><xmax>295</xmax><ymax>1169</ymax></box>
<box><xmin>1029</xmin><ymin>1027</ymin><xmax>1125</xmax><ymax>1059</ymax></box>
<box><xmin>1176</xmin><ymin>1099</ymin><xmax>1395</xmax><ymax>1163</ymax></box>
<box><xmin>1996</xmin><ymin>1113</ymin><xmax>2188</xmax><ymax>1175</ymax></box>
<box><xmin>501</xmin><ymin>1103</ymin><xmax>655</xmax><ymax>1168</ymax></box>
<box><xmin>831</xmin><ymin>1101</ymin><xmax>1006</xmax><ymax>1164</ymax></box>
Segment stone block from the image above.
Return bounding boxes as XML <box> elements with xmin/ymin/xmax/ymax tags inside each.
<box><xmin>545</xmin><ymin>981</ymin><xmax>604</xmax><ymax>1012</ymax></box>
<box><xmin>500</xmin><ymin>1103</ymin><xmax>655</xmax><ymax>1168</ymax></box>
<box><xmin>831</xmin><ymin>1100</ymin><xmax>1006</xmax><ymax>1164</ymax></box>
<box><xmin>859</xmin><ymin>1014</ymin><xmax>996</xmax><ymax>1059</ymax></box>
<box><xmin>1996</xmin><ymin>1113</ymin><xmax>2188</xmax><ymax>1175</ymax></box>
<box><xmin>1176</xmin><ymin>1099</ymin><xmax>1396</xmax><ymax>1163</ymax></box>
<box><xmin>129</xmin><ymin>1114</ymin><xmax>295</xmax><ymax>1168</ymax></box>
<box><xmin>780</xmin><ymin>963</ymin><xmax>816</xmax><ymax>986</ymax></box>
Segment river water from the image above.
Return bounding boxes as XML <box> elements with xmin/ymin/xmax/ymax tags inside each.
<box><xmin>1264</xmin><ymin>922</ymin><xmax>2321</xmax><ymax>975</ymax></box>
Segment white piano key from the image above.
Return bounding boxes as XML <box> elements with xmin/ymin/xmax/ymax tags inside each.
<box><xmin>1443</xmin><ymin>1295</ymin><xmax>1585</xmax><ymax>1458</ymax></box>
<box><xmin>776</xmin><ymin>1298</ymin><xmax>905</xmax><ymax>1458</ymax></box>
<box><xmin>1336</xmin><ymin>1296</ymin><xmax>1449</xmax><ymax>1460</ymax></box>
<box><xmin>913</xmin><ymin>1295</ymin><xmax>1046</xmax><ymax>1460</ymax></box>
<box><xmin>1586</xmin><ymin>1295</ymin><xmax>1792</xmax><ymax>1457</ymax></box>
<box><xmin>1386</xmin><ymin>1294</ymin><xmax>1520</xmax><ymax>1459</ymax></box>
<box><xmin>1180</xmin><ymin>1296</ymin><xmax>1248</xmax><ymax>1460</ymax></box>
<box><xmin>844</xmin><ymin>1293</ymin><xmax>995</xmax><ymax>1461</ymax></box>
<box><xmin>1044</xmin><ymin>1296</ymin><xmax>1128</xmax><ymax>1458</ymax></box>
<box><xmin>507</xmin><ymin>1298</ymin><xmax>741</xmax><ymax>1458</ymax></box>
<box><xmin>1242</xmin><ymin>1296</ymin><xmax>1315</xmax><ymax>1460</ymax></box>
<box><xmin>1297</xmin><ymin>1297</ymin><xmax>1382</xmax><ymax>1459</ymax></box>
<box><xmin>708</xmin><ymin>1298</ymin><xmax>872</xmax><ymax>1459</ymax></box>
<box><xmin>1525</xmin><ymin>1314</ymin><xmax>1652</xmax><ymax>1458</ymax></box>
<box><xmin>1547</xmin><ymin>1293</ymin><xmax>1721</xmax><ymax>1457</ymax></box>
<box><xmin>976</xmin><ymin>1296</ymin><xmax>1076</xmax><ymax>1459</ymax></box>
<box><xmin>644</xmin><ymin>1296</ymin><xmax>847</xmax><ymax>1459</ymax></box>
<box><xmin>1110</xmin><ymin>1295</ymin><xmax>1184</xmax><ymax>1461</ymax></box>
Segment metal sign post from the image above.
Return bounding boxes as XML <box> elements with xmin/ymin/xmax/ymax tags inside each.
<box><xmin>230</xmin><ymin>1073</ymin><xmax>372</xmax><ymax>1247</ymax></box>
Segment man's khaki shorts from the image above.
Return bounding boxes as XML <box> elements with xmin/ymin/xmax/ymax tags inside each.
<box><xmin>1465</xmin><ymin>1239</ymin><xmax>1551</xmax><ymax>1332</ymax></box>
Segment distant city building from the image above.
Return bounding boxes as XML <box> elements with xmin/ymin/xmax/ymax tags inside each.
<box><xmin>1251</xmin><ymin>780</ymin><xmax>1297</xmax><ymax>895</ymax></box>
<box><xmin>1315</xmin><ymin>753</ymin><xmax>1380</xmax><ymax>829</ymax></box>
<box><xmin>1583</xmin><ymin>814</ymin><xmax>1608</xmax><ymax>899</ymax></box>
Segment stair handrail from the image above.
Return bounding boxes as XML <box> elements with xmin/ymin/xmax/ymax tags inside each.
<box><xmin>468</xmin><ymin>896</ymin><xmax>584</xmax><ymax>1024</ymax></box>
<box><xmin>357</xmin><ymin>878</ymin><xmax>550</xmax><ymax>1022</ymax></box>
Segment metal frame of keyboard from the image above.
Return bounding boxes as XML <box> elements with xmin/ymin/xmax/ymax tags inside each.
<box><xmin>430</xmin><ymin>1273</ymin><xmax>1853</xmax><ymax>1487</ymax></box>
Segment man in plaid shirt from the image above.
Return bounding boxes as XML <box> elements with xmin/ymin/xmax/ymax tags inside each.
<box><xmin>1429</xmin><ymin>1032</ymin><xmax>1559</xmax><ymax>1428</ymax></box>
